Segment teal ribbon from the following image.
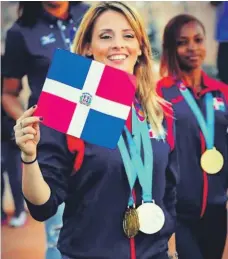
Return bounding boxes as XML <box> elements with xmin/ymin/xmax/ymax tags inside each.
<box><xmin>118</xmin><ymin>108</ymin><xmax>153</xmax><ymax>206</ymax></box>
<box><xmin>178</xmin><ymin>82</ymin><xmax>214</xmax><ymax>149</ymax></box>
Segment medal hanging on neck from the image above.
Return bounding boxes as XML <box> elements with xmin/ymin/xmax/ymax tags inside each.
<box><xmin>131</xmin><ymin>109</ymin><xmax>165</xmax><ymax>234</ymax></box>
<box><xmin>177</xmin><ymin>82</ymin><xmax>224</xmax><ymax>174</ymax></box>
<box><xmin>118</xmin><ymin>107</ymin><xmax>165</xmax><ymax>237</ymax></box>
<box><xmin>119</xmin><ymin>133</ymin><xmax>139</xmax><ymax>238</ymax></box>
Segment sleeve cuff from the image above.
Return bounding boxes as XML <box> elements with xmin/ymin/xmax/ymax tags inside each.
<box><xmin>23</xmin><ymin>192</ymin><xmax>56</xmax><ymax>222</ymax></box>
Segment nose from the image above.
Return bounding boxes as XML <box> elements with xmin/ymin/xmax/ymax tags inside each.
<box><xmin>188</xmin><ymin>40</ymin><xmax>197</xmax><ymax>51</ymax></box>
<box><xmin>111</xmin><ymin>35</ymin><xmax>125</xmax><ymax>50</ymax></box>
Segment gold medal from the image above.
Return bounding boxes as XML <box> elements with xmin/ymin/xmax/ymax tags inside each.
<box><xmin>123</xmin><ymin>207</ymin><xmax>140</xmax><ymax>238</ymax></box>
<box><xmin>201</xmin><ymin>147</ymin><xmax>224</xmax><ymax>174</ymax></box>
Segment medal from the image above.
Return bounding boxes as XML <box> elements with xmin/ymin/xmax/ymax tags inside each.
<box><xmin>118</xmin><ymin>106</ymin><xmax>164</xmax><ymax>237</ymax></box>
<box><xmin>137</xmin><ymin>202</ymin><xmax>165</xmax><ymax>234</ymax></box>
<box><xmin>178</xmin><ymin>83</ymin><xmax>224</xmax><ymax>175</ymax></box>
<box><xmin>201</xmin><ymin>147</ymin><xmax>224</xmax><ymax>174</ymax></box>
<box><xmin>123</xmin><ymin>207</ymin><xmax>140</xmax><ymax>238</ymax></box>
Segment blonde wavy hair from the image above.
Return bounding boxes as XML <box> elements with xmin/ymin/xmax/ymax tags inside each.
<box><xmin>72</xmin><ymin>1</ymin><xmax>165</xmax><ymax>136</ymax></box>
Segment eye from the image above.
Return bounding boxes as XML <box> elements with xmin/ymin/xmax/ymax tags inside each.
<box><xmin>177</xmin><ymin>40</ymin><xmax>187</xmax><ymax>46</ymax></box>
<box><xmin>124</xmin><ymin>34</ymin><xmax>135</xmax><ymax>39</ymax></box>
<box><xmin>100</xmin><ymin>34</ymin><xmax>112</xmax><ymax>39</ymax></box>
<box><xmin>195</xmin><ymin>37</ymin><xmax>203</xmax><ymax>43</ymax></box>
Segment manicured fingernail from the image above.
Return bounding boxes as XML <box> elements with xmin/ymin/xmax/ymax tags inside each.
<box><xmin>39</xmin><ymin>117</ymin><xmax>43</xmax><ymax>121</ymax></box>
<box><xmin>33</xmin><ymin>105</ymin><xmax>37</xmax><ymax>109</ymax></box>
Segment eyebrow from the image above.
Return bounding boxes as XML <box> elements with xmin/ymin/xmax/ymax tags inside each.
<box><xmin>178</xmin><ymin>33</ymin><xmax>203</xmax><ymax>39</ymax></box>
<box><xmin>98</xmin><ymin>28</ymin><xmax>134</xmax><ymax>33</ymax></box>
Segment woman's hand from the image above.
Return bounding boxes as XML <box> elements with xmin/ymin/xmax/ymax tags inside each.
<box><xmin>168</xmin><ymin>233</ymin><xmax>178</xmax><ymax>258</ymax></box>
<box><xmin>14</xmin><ymin>105</ymin><xmax>43</xmax><ymax>159</ymax></box>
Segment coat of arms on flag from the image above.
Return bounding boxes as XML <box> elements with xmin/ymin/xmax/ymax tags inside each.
<box><xmin>34</xmin><ymin>49</ymin><xmax>136</xmax><ymax>149</ymax></box>
<box><xmin>213</xmin><ymin>97</ymin><xmax>225</xmax><ymax>111</ymax></box>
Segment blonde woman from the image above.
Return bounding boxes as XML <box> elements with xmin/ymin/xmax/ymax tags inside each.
<box><xmin>14</xmin><ymin>2</ymin><xmax>178</xmax><ymax>259</ymax></box>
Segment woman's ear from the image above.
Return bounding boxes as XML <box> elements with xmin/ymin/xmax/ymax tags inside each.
<box><xmin>85</xmin><ymin>43</ymin><xmax>93</xmax><ymax>57</ymax></box>
<box><xmin>138</xmin><ymin>49</ymin><xmax>142</xmax><ymax>57</ymax></box>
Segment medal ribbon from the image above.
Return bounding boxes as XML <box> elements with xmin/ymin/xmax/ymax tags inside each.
<box><xmin>118</xmin><ymin>107</ymin><xmax>153</xmax><ymax>206</ymax></box>
<box><xmin>177</xmin><ymin>82</ymin><xmax>214</xmax><ymax>150</ymax></box>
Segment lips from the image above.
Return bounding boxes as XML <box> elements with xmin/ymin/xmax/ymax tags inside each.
<box><xmin>108</xmin><ymin>54</ymin><xmax>128</xmax><ymax>61</ymax></box>
<box><xmin>187</xmin><ymin>55</ymin><xmax>200</xmax><ymax>61</ymax></box>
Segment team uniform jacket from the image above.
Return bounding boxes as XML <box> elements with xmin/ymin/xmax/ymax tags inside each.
<box><xmin>25</xmin><ymin>104</ymin><xmax>179</xmax><ymax>259</ymax></box>
<box><xmin>157</xmin><ymin>71</ymin><xmax>228</xmax><ymax>220</ymax></box>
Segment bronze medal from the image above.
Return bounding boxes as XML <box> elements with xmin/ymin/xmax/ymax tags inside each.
<box><xmin>123</xmin><ymin>207</ymin><xmax>140</xmax><ymax>238</ymax></box>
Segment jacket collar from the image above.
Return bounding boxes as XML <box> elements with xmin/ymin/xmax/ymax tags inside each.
<box><xmin>159</xmin><ymin>71</ymin><xmax>223</xmax><ymax>92</ymax></box>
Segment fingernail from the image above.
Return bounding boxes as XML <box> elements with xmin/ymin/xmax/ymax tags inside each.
<box><xmin>33</xmin><ymin>105</ymin><xmax>37</xmax><ymax>109</ymax></box>
<box><xmin>39</xmin><ymin>117</ymin><xmax>43</xmax><ymax>121</ymax></box>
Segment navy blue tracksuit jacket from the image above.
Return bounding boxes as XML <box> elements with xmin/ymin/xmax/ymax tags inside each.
<box><xmin>157</xmin><ymin>72</ymin><xmax>228</xmax><ymax>259</ymax></box>
<box><xmin>158</xmin><ymin>72</ymin><xmax>228</xmax><ymax>220</ymax></box>
<box><xmin>25</xmin><ymin>104</ymin><xmax>179</xmax><ymax>259</ymax></box>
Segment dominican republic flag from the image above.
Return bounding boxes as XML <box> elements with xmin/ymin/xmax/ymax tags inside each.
<box><xmin>34</xmin><ymin>49</ymin><xmax>136</xmax><ymax>149</ymax></box>
<box><xmin>213</xmin><ymin>97</ymin><xmax>225</xmax><ymax>111</ymax></box>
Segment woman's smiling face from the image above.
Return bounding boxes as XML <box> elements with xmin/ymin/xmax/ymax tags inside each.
<box><xmin>176</xmin><ymin>21</ymin><xmax>206</xmax><ymax>70</ymax></box>
<box><xmin>86</xmin><ymin>10</ymin><xmax>142</xmax><ymax>74</ymax></box>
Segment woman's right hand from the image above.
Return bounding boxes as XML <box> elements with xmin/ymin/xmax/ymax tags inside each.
<box><xmin>14</xmin><ymin>105</ymin><xmax>43</xmax><ymax>159</ymax></box>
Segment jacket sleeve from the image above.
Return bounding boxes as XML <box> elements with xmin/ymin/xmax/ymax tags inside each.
<box><xmin>159</xmin><ymin>81</ymin><xmax>179</xmax><ymax>219</ymax></box>
<box><xmin>222</xmin><ymin>87</ymin><xmax>228</xmax><ymax>123</ymax></box>
<box><xmin>164</xmin><ymin>143</ymin><xmax>179</xmax><ymax>218</ymax></box>
<box><xmin>164</xmin><ymin>117</ymin><xmax>180</xmax><ymax>214</ymax></box>
<box><xmin>24</xmin><ymin>124</ymin><xmax>75</xmax><ymax>222</ymax></box>
<box><xmin>221</xmin><ymin>86</ymin><xmax>228</xmax><ymax>189</ymax></box>
<box><xmin>163</xmin><ymin>104</ymin><xmax>180</xmax><ymax>238</ymax></box>
<box><xmin>162</xmin><ymin>135</ymin><xmax>179</xmax><ymax>239</ymax></box>
<box><xmin>3</xmin><ymin>25</ymin><xmax>29</xmax><ymax>79</ymax></box>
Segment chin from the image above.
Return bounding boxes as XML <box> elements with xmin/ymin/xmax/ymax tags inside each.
<box><xmin>181</xmin><ymin>62</ymin><xmax>201</xmax><ymax>71</ymax></box>
<box><xmin>108</xmin><ymin>63</ymin><xmax>127</xmax><ymax>72</ymax></box>
<box><xmin>186</xmin><ymin>64</ymin><xmax>198</xmax><ymax>70</ymax></box>
<box><xmin>188</xmin><ymin>60</ymin><xmax>203</xmax><ymax>69</ymax></box>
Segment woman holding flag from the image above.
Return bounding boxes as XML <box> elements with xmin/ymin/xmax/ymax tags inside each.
<box><xmin>14</xmin><ymin>2</ymin><xmax>179</xmax><ymax>259</ymax></box>
<box><xmin>158</xmin><ymin>14</ymin><xmax>228</xmax><ymax>259</ymax></box>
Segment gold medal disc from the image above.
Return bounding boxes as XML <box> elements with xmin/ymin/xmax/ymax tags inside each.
<box><xmin>200</xmin><ymin>147</ymin><xmax>224</xmax><ymax>174</ymax></box>
<box><xmin>123</xmin><ymin>207</ymin><xmax>140</xmax><ymax>238</ymax></box>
